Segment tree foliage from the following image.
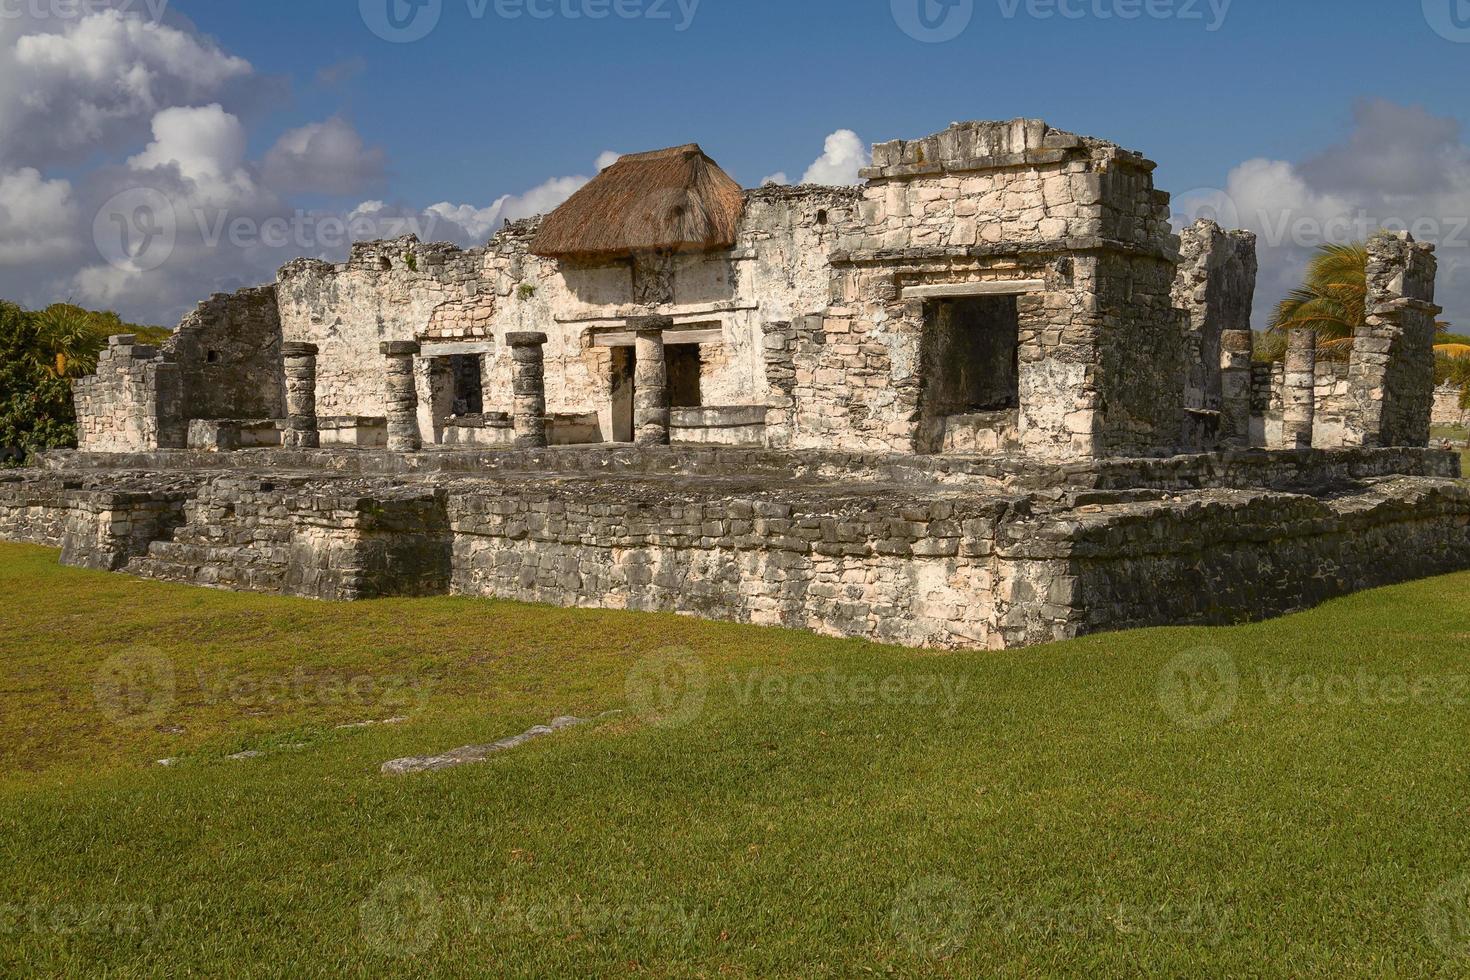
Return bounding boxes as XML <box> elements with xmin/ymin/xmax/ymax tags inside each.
<box><xmin>0</xmin><ymin>300</ymin><xmax>169</xmax><ymax>465</ymax></box>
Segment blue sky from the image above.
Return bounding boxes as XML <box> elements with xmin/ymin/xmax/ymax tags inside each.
<box><xmin>173</xmin><ymin>0</ymin><xmax>1468</xmax><ymax>204</ymax></box>
<box><xmin>3</xmin><ymin>0</ymin><xmax>1470</xmax><ymax>326</ymax></box>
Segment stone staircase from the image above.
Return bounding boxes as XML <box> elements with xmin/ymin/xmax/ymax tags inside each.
<box><xmin>125</xmin><ymin>513</ymin><xmax>293</xmax><ymax>594</ymax></box>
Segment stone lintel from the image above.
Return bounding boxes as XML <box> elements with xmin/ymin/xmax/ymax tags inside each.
<box><xmin>902</xmin><ymin>279</ymin><xmax>1046</xmax><ymax>300</ymax></box>
<box><xmin>380</xmin><ymin>341</ymin><xmax>421</xmax><ymax>357</ymax></box>
<box><xmin>419</xmin><ymin>341</ymin><xmax>497</xmax><ymax>358</ymax></box>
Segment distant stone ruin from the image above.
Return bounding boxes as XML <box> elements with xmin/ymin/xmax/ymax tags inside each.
<box><xmin>3</xmin><ymin>120</ymin><xmax>1466</xmax><ymax>650</ymax></box>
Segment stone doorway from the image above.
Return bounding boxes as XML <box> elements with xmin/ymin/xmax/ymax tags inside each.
<box><xmin>610</xmin><ymin>346</ymin><xmax>636</xmax><ymax>443</ymax></box>
<box><xmin>667</xmin><ymin>343</ymin><xmax>702</xmax><ymax>408</ymax></box>
<box><xmin>918</xmin><ymin>295</ymin><xmax>1021</xmax><ymax>453</ymax></box>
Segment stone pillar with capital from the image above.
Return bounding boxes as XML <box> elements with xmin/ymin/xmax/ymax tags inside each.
<box><xmin>631</xmin><ymin>315</ymin><xmax>672</xmax><ymax>447</ymax></box>
<box><xmin>280</xmin><ymin>342</ymin><xmax>320</xmax><ymax>449</ymax></box>
<box><xmin>1219</xmin><ymin>328</ymin><xmax>1254</xmax><ymax>451</ymax></box>
<box><xmin>380</xmin><ymin>341</ymin><xmax>422</xmax><ymax>452</ymax></box>
<box><xmin>1281</xmin><ymin>327</ymin><xmax>1316</xmax><ymax>450</ymax></box>
<box><xmin>506</xmin><ymin>332</ymin><xmax>549</xmax><ymax>449</ymax></box>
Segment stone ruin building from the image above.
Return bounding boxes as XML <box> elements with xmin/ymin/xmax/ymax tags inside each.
<box><xmin>2</xmin><ymin>120</ymin><xmax>1467</xmax><ymax>650</ymax></box>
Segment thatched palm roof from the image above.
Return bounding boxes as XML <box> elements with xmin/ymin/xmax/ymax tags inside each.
<box><xmin>531</xmin><ymin>144</ymin><xmax>744</xmax><ymax>259</ymax></box>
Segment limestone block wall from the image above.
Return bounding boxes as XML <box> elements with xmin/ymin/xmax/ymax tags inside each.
<box><xmin>448</xmin><ymin>484</ymin><xmax>1026</xmax><ymax>650</ymax></box>
<box><xmin>1313</xmin><ymin>359</ymin><xmax>1352</xmax><ymax>448</ymax></box>
<box><xmin>1432</xmin><ymin>384</ymin><xmax>1470</xmax><ymax>429</ymax></box>
<box><xmin>272</xmin><ymin>188</ymin><xmax>854</xmax><ymax>445</ymax></box>
<box><xmin>72</xmin><ymin>337</ymin><xmax>186</xmax><ymax>452</ymax></box>
<box><xmin>1053</xmin><ymin>479</ymin><xmax>1470</xmax><ymax>634</ymax></box>
<box><xmin>163</xmin><ymin>286</ymin><xmax>285</xmax><ymax>421</ymax></box>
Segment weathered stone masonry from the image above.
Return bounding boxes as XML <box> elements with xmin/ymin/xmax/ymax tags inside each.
<box><xmin>6</xmin><ymin>118</ymin><xmax>1465</xmax><ymax>652</ymax></box>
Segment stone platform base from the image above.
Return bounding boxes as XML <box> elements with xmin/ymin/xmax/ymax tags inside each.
<box><xmin>2</xmin><ymin>446</ymin><xmax>1467</xmax><ymax>650</ymax></box>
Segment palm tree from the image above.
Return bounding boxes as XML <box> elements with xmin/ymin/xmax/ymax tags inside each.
<box><xmin>1269</xmin><ymin>243</ymin><xmax>1368</xmax><ymax>358</ymax></box>
<box><xmin>1272</xmin><ymin>241</ymin><xmax>1461</xmax><ymax>360</ymax></box>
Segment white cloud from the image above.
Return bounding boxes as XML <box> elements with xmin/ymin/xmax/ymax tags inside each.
<box><xmin>596</xmin><ymin>151</ymin><xmax>622</xmax><ymax>171</ymax></box>
<box><xmin>761</xmin><ymin>172</ymin><xmax>790</xmax><ymax>187</ymax></box>
<box><xmin>426</xmin><ymin>153</ymin><xmax>617</xmax><ymax>242</ymax></box>
<box><xmin>0</xmin><ymin>168</ymin><xmax>78</xmax><ymax>265</ymax></box>
<box><xmin>1176</xmin><ymin>100</ymin><xmax>1470</xmax><ymax>329</ymax></box>
<box><xmin>0</xmin><ymin>9</ymin><xmax>252</xmax><ymax>166</ymax></box>
<box><xmin>800</xmin><ymin>130</ymin><xmax>870</xmax><ymax>186</ymax></box>
<box><xmin>262</xmin><ymin>117</ymin><xmax>386</xmax><ymax>196</ymax></box>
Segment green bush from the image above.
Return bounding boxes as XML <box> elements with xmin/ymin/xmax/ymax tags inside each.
<box><xmin>0</xmin><ymin>300</ymin><xmax>168</xmax><ymax>465</ymax></box>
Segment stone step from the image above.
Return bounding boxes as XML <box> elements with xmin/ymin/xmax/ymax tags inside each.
<box><xmin>126</xmin><ymin>553</ymin><xmax>287</xmax><ymax>593</ymax></box>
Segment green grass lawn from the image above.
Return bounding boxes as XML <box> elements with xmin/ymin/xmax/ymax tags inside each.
<box><xmin>3</xmin><ymin>542</ymin><xmax>1470</xmax><ymax>976</ymax></box>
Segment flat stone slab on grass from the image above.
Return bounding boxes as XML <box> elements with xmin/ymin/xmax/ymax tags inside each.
<box><xmin>381</xmin><ymin>715</ymin><xmax>590</xmax><ymax>775</ymax></box>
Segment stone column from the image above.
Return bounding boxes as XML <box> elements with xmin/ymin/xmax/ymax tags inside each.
<box><xmin>1344</xmin><ymin>231</ymin><xmax>1442</xmax><ymax>448</ymax></box>
<box><xmin>380</xmin><ymin>341</ymin><xmax>422</xmax><ymax>452</ymax></box>
<box><xmin>1282</xmin><ymin>328</ymin><xmax>1316</xmax><ymax>450</ymax></box>
<box><xmin>631</xmin><ymin>316</ymin><xmax>672</xmax><ymax>447</ymax></box>
<box><xmin>506</xmin><ymin>332</ymin><xmax>549</xmax><ymax>449</ymax></box>
<box><xmin>1219</xmin><ymin>328</ymin><xmax>1254</xmax><ymax>450</ymax></box>
<box><xmin>280</xmin><ymin>342</ymin><xmax>320</xmax><ymax>449</ymax></box>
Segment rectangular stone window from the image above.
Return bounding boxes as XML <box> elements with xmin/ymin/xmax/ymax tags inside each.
<box><xmin>923</xmin><ymin>295</ymin><xmax>1020</xmax><ymax>413</ymax></box>
<box><xmin>667</xmin><ymin>343</ymin><xmax>703</xmax><ymax>408</ymax></box>
<box><xmin>918</xmin><ymin>295</ymin><xmax>1021</xmax><ymax>453</ymax></box>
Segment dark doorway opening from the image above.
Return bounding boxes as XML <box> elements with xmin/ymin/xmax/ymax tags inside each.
<box><xmin>448</xmin><ymin>354</ymin><xmax>484</xmax><ymax>416</ymax></box>
<box><xmin>919</xmin><ymin>295</ymin><xmax>1021</xmax><ymax>450</ymax></box>
<box><xmin>667</xmin><ymin>343</ymin><xmax>703</xmax><ymax>408</ymax></box>
<box><xmin>611</xmin><ymin>346</ymin><xmax>636</xmax><ymax>443</ymax></box>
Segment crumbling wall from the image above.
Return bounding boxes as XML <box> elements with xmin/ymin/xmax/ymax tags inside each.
<box><xmin>1172</xmin><ymin>221</ymin><xmax>1258</xmax><ymax>448</ymax></box>
<box><xmin>1250</xmin><ymin>361</ymin><xmax>1285</xmax><ymax>448</ymax></box>
<box><xmin>163</xmin><ymin>286</ymin><xmax>284</xmax><ymax>421</ymax></box>
<box><xmin>72</xmin><ymin>336</ymin><xmax>186</xmax><ymax>452</ymax></box>
<box><xmin>1431</xmin><ymin>383</ymin><xmax>1470</xmax><ymax>429</ymax></box>
<box><xmin>1313</xmin><ymin>359</ymin><xmax>1352</xmax><ymax>448</ymax></box>
<box><xmin>1342</xmin><ymin>231</ymin><xmax>1440</xmax><ymax>447</ymax></box>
